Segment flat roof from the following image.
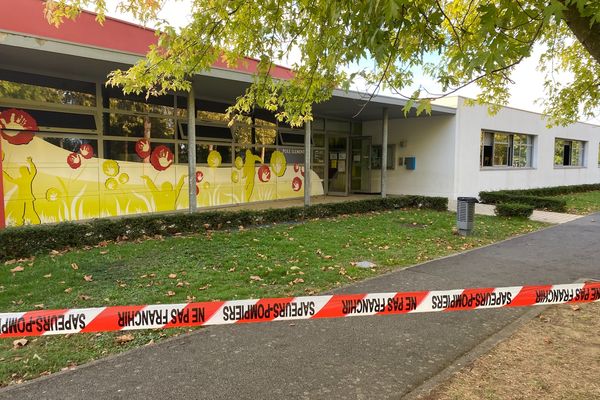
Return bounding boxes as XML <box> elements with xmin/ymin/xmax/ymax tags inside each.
<box><xmin>0</xmin><ymin>0</ymin><xmax>455</xmax><ymax>121</ymax></box>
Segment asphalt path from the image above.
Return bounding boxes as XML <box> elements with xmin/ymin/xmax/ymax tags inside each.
<box><xmin>2</xmin><ymin>214</ymin><xmax>599</xmax><ymax>399</ymax></box>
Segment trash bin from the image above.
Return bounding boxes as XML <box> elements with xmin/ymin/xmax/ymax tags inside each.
<box><xmin>456</xmin><ymin>197</ymin><xmax>478</xmax><ymax>235</ymax></box>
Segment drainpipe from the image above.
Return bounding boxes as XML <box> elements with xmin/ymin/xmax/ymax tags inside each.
<box><xmin>187</xmin><ymin>84</ymin><xmax>197</xmax><ymax>213</ymax></box>
<box><xmin>304</xmin><ymin>120</ymin><xmax>312</xmax><ymax>206</ymax></box>
<box><xmin>0</xmin><ymin>138</ymin><xmax>5</xmax><ymax>229</ymax></box>
<box><xmin>381</xmin><ymin>107</ymin><xmax>389</xmax><ymax>198</ymax></box>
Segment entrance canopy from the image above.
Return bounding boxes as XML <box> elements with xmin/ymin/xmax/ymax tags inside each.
<box><xmin>0</xmin><ymin>5</ymin><xmax>455</xmax><ymax>123</ymax></box>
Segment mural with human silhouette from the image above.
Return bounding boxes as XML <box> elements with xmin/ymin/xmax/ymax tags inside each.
<box><xmin>0</xmin><ymin>108</ymin><xmax>323</xmax><ymax>227</ymax></box>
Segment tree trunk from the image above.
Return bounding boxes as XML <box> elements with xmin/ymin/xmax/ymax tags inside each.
<box><xmin>561</xmin><ymin>2</ymin><xmax>600</xmax><ymax>65</ymax></box>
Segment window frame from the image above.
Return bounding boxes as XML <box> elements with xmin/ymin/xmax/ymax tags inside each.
<box><xmin>480</xmin><ymin>130</ymin><xmax>534</xmax><ymax>169</ymax></box>
<box><xmin>554</xmin><ymin>138</ymin><xmax>586</xmax><ymax>168</ymax></box>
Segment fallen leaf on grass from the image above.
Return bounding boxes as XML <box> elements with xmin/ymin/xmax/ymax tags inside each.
<box><xmin>570</xmin><ymin>305</ymin><xmax>581</xmax><ymax>311</ymax></box>
<box><xmin>83</xmin><ymin>275</ymin><xmax>93</xmax><ymax>282</ymax></box>
<box><xmin>198</xmin><ymin>284</ymin><xmax>211</xmax><ymax>290</ymax></box>
<box><xmin>99</xmin><ymin>250</ymin><xmax>109</xmax><ymax>255</ymax></box>
<box><xmin>33</xmin><ymin>354</ymin><xmax>42</xmax><ymax>361</ymax></box>
<box><xmin>70</xmin><ymin>263</ymin><xmax>79</xmax><ymax>271</ymax></box>
<box><xmin>10</xmin><ymin>266</ymin><xmax>24</xmax><ymax>273</ymax></box>
<box><xmin>288</xmin><ymin>278</ymin><xmax>304</xmax><ymax>285</ymax></box>
<box><xmin>250</xmin><ymin>275</ymin><xmax>263</xmax><ymax>282</ymax></box>
<box><xmin>13</xmin><ymin>339</ymin><xmax>28</xmax><ymax>349</ymax></box>
<box><xmin>115</xmin><ymin>334</ymin><xmax>134</xmax><ymax>344</ymax></box>
<box><xmin>168</xmin><ymin>273</ymin><xmax>177</xmax><ymax>279</ymax></box>
<box><xmin>64</xmin><ymin>288</ymin><xmax>73</xmax><ymax>293</ymax></box>
<box><xmin>166</xmin><ymin>290</ymin><xmax>176</xmax><ymax>297</ymax></box>
<box><xmin>33</xmin><ymin>304</ymin><xmax>44</xmax><ymax>309</ymax></box>
<box><xmin>79</xmin><ymin>295</ymin><xmax>92</xmax><ymax>301</ymax></box>
<box><xmin>43</xmin><ymin>274</ymin><xmax>52</xmax><ymax>278</ymax></box>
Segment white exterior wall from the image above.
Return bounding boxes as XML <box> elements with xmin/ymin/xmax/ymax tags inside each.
<box><xmin>454</xmin><ymin>98</ymin><xmax>600</xmax><ymax>197</ymax></box>
<box><xmin>362</xmin><ymin>115</ymin><xmax>457</xmax><ymax>197</ymax></box>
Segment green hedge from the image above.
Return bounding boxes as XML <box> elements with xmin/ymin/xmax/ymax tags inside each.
<box><xmin>479</xmin><ymin>183</ymin><xmax>600</xmax><ymax>213</ymax></box>
<box><xmin>495</xmin><ymin>203</ymin><xmax>535</xmax><ymax>218</ymax></box>
<box><xmin>0</xmin><ymin>196</ymin><xmax>447</xmax><ymax>262</ymax></box>
<box><xmin>479</xmin><ymin>191</ymin><xmax>567</xmax><ymax>212</ymax></box>
<box><xmin>506</xmin><ymin>183</ymin><xmax>600</xmax><ymax>197</ymax></box>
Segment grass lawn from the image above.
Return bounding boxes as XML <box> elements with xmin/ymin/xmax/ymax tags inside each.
<box><xmin>554</xmin><ymin>190</ymin><xmax>600</xmax><ymax>214</ymax></box>
<box><xmin>0</xmin><ymin>209</ymin><xmax>546</xmax><ymax>386</ymax></box>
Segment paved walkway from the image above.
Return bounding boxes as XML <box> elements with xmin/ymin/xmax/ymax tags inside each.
<box><xmin>447</xmin><ymin>199</ymin><xmax>582</xmax><ymax>224</ymax></box>
<box><xmin>2</xmin><ymin>214</ymin><xmax>599</xmax><ymax>399</ymax></box>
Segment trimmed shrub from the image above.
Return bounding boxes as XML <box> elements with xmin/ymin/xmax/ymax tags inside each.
<box><xmin>479</xmin><ymin>191</ymin><xmax>567</xmax><ymax>212</ymax></box>
<box><xmin>495</xmin><ymin>203</ymin><xmax>535</xmax><ymax>218</ymax></box>
<box><xmin>480</xmin><ymin>183</ymin><xmax>600</xmax><ymax>212</ymax></box>
<box><xmin>0</xmin><ymin>195</ymin><xmax>448</xmax><ymax>262</ymax></box>
<box><xmin>509</xmin><ymin>183</ymin><xmax>600</xmax><ymax>197</ymax></box>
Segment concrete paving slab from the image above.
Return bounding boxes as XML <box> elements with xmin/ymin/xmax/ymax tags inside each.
<box><xmin>1</xmin><ymin>214</ymin><xmax>599</xmax><ymax>400</ymax></box>
<box><xmin>447</xmin><ymin>199</ymin><xmax>583</xmax><ymax>224</ymax></box>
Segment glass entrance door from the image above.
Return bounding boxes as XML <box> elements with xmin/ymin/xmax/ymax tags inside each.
<box><xmin>327</xmin><ymin>135</ymin><xmax>348</xmax><ymax>195</ymax></box>
<box><xmin>351</xmin><ymin>137</ymin><xmax>371</xmax><ymax>193</ymax></box>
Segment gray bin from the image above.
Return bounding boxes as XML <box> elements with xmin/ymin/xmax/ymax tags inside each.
<box><xmin>456</xmin><ymin>197</ymin><xmax>478</xmax><ymax>234</ymax></box>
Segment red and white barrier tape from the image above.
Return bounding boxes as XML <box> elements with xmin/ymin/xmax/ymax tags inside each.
<box><xmin>1</xmin><ymin>282</ymin><xmax>599</xmax><ymax>337</ymax></box>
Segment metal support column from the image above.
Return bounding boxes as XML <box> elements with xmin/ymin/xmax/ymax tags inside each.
<box><xmin>187</xmin><ymin>85</ymin><xmax>197</xmax><ymax>213</ymax></box>
<box><xmin>381</xmin><ymin>107</ymin><xmax>388</xmax><ymax>198</ymax></box>
<box><xmin>304</xmin><ymin>120</ymin><xmax>312</xmax><ymax>206</ymax></box>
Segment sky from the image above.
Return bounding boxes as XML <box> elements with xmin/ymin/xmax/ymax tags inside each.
<box><xmin>100</xmin><ymin>1</ymin><xmax>592</xmax><ymax>121</ymax></box>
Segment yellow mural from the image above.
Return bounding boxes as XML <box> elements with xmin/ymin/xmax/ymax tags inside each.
<box><xmin>0</xmin><ymin>108</ymin><xmax>324</xmax><ymax>227</ymax></box>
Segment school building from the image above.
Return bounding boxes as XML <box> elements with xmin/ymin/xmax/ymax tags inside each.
<box><xmin>1</xmin><ymin>0</ymin><xmax>599</xmax><ymax>228</ymax></box>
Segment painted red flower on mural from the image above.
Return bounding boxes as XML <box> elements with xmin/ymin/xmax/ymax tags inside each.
<box><xmin>301</xmin><ymin>166</ymin><xmax>305</xmax><ymax>177</ymax></box>
<box><xmin>150</xmin><ymin>145</ymin><xmax>174</xmax><ymax>171</ymax></box>
<box><xmin>294</xmin><ymin>163</ymin><xmax>300</xmax><ymax>173</ymax></box>
<box><xmin>135</xmin><ymin>139</ymin><xmax>151</xmax><ymax>159</ymax></box>
<box><xmin>79</xmin><ymin>143</ymin><xmax>94</xmax><ymax>159</ymax></box>
<box><xmin>292</xmin><ymin>176</ymin><xmax>302</xmax><ymax>192</ymax></box>
<box><xmin>196</xmin><ymin>171</ymin><xmax>204</xmax><ymax>183</ymax></box>
<box><xmin>258</xmin><ymin>165</ymin><xmax>271</xmax><ymax>182</ymax></box>
<box><xmin>67</xmin><ymin>152</ymin><xmax>82</xmax><ymax>169</ymax></box>
<box><xmin>0</xmin><ymin>109</ymin><xmax>38</xmax><ymax>145</ymax></box>
<box><xmin>196</xmin><ymin>185</ymin><xmax>200</xmax><ymax>196</ymax></box>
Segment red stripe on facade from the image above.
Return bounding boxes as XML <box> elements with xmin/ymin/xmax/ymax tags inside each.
<box><xmin>0</xmin><ymin>0</ymin><xmax>294</xmax><ymax>80</ymax></box>
<box><xmin>0</xmin><ymin>138</ymin><xmax>5</xmax><ymax>229</ymax></box>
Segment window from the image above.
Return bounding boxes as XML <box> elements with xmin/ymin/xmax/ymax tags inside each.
<box><xmin>106</xmin><ymin>114</ymin><xmax>175</xmax><ymax>139</ymax></box>
<box><xmin>371</xmin><ymin>144</ymin><xmax>395</xmax><ymax>170</ymax></box>
<box><xmin>480</xmin><ymin>131</ymin><xmax>533</xmax><ymax>168</ymax></box>
<box><xmin>179</xmin><ymin>143</ymin><xmax>233</xmax><ymax>165</ymax></box>
<box><xmin>554</xmin><ymin>139</ymin><xmax>585</xmax><ymax>167</ymax></box>
<box><xmin>0</xmin><ymin>69</ymin><xmax>96</xmax><ymax>107</ymax></box>
<box><xmin>104</xmin><ymin>140</ymin><xmax>175</xmax><ymax>163</ymax></box>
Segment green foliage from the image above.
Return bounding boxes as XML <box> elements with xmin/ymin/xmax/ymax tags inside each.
<box><xmin>0</xmin><ymin>196</ymin><xmax>447</xmax><ymax>262</ymax></box>
<box><xmin>0</xmin><ymin>208</ymin><xmax>544</xmax><ymax>386</ymax></box>
<box><xmin>479</xmin><ymin>191</ymin><xmax>566</xmax><ymax>212</ymax></box>
<box><xmin>495</xmin><ymin>203</ymin><xmax>535</xmax><ymax>218</ymax></box>
<box><xmin>45</xmin><ymin>0</ymin><xmax>600</xmax><ymax>127</ymax></box>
